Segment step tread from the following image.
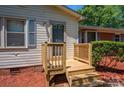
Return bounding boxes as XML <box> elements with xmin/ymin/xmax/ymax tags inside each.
<box><xmin>70</xmin><ymin>72</ymin><xmax>100</xmax><ymax>80</ymax></box>
<box><xmin>67</xmin><ymin>66</ymin><xmax>95</xmax><ymax>72</ymax></box>
<box><xmin>66</xmin><ymin>59</ymin><xmax>95</xmax><ymax>72</ymax></box>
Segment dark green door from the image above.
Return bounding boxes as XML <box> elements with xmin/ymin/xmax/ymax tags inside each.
<box><xmin>52</xmin><ymin>24</ymin><xmax>64</xmax><ymax>56</ymax></box>
<box><xmin>52</xmin><ymin>24</ymin><xmax>64</xmax><ymax>42</ymax></box>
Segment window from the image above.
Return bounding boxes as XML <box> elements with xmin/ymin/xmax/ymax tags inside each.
<box><xmin>87</xmin><ymin>32</ymin><xmax>96</xmax><ymax>42</ymax></box>
<box><xmin>115</xmin><ymin>34</ymin><xmax>120</xmax><ymax>41</ymax></box>
<box><xmin>7</xmin><ymin>19</ymin><xmax>25</xmax><ymax>47</ymax></box>
<box><xmin>0</xmin><ymin>17</ymin><xmax>36</xmax><ymax>49</ymax></box>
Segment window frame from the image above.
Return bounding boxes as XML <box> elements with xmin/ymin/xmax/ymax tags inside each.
<box><xmin>0</xmin><ymin>16</ymin><xmax>29</xmax><ymax>49</ymax></box>
<box><xmin>50</xmin><ymin>20</ymin><xmax>66</xmax><ymax>43</ymax></box>
<box><xmin>82</xmin><ymin>31</ymin><xmax>98</xmax><ymax>43</ymax></box>
<box><xmin>0</xmin><ymin>17</ymin><xmax>5</xmax><ymax>48</ymax></box>
<box><xmin>87</xmin><ymin>31</ymin><xmax>97</xmax><ymax>42</ymax></box>
<box><xmin>0</xmin><ymin>17</ymin><xmax>2</xmax><ymax>48</ymax></box>
<box><xmin>6</xmin><ymin>18</ymin><xmax>26</xmax><ymax>48</ymax></box>
<box><xmin>0</xmin><ymin>29</ymin><xmax>1</xmax><ymax>47</ymax></box>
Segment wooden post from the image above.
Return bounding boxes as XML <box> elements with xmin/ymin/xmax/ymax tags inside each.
<box><xmin>63</xmin><ymin>42</ymin><xmax>66</xmax><ymax>72</ymax></box>
<box><xmin>73</xmin><ymin>43</ymin><xmax>75</xmax><ymax>59</ymax></box>
<box><xmin>42</xmin><ymin>43</ymin><xmax>46</xmax><ymax>72</ymax></box>
<box><xmin>44</xmin><ymin>42</ymin><xmax>48</xmax><ymax>74</ymax></box>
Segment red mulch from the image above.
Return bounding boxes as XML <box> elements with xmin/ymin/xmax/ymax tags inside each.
<box><xmin>0</xmin><ymin>56</ymin><xmax>124</xmax><ymax>87</ymax></box>
<box><xmin>99</xmin><ymin>56</ymin><xmax>124</xmax><ymax>70</ymax></box>
<box><xmin>0</xmin><ymin>66</ymin><xmax>47</xmax><ymax>87</ymax></box>
<box><xmin>97</xmin><ymin>56</ymin><xmax>124</xmax><ymax>86</ymax></box>
<box><xmin>98</xmin><ymin>72</ymin><xmax>124</xmax><ymax>83</ymax></box>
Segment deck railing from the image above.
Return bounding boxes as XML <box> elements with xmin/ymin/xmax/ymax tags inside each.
<box><xmin>42</xmin><ymin>42</ymin><xmax>66</xmax><ymax>75</ymax></box>
<box><xmin>74</xmin><ymin>43</ymin><xmax>92</xmax><ymax>65</ymax></box>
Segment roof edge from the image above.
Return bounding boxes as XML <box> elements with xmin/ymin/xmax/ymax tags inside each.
<box><xmin>79</xmin><ymin>25</ymin><xmax>124</xmax><ymax>34</ymax></box>
<box><xmin>55</xmin><ymin>5</ymin><xmax>85</xmax><ymax>21</ymax></box>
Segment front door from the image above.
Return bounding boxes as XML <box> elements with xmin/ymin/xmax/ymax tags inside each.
<box><xmin>52</xmin><ymin>24</ymin><xmax>64</xmax><ymax>42</ymax></box>
<box><xmin>52</xmin><ymin>23</ymin><xmax>64</xmax><ymax>56</ymax></box>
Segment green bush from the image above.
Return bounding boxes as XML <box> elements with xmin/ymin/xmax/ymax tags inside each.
<box><xmin>91</xmin><ymin>41</ymin><xmax>124</xmax><ymax>66</ymax></box>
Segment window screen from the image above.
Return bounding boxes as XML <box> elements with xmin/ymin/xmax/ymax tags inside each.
<box><xmin>7</xmin><ymin>19</ymin><xmax>25</xmax><ymax>46</ymax></box>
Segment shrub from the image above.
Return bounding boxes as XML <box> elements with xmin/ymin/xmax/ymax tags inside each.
<box><xmin>91</xmin><ymin>41</ymin><xmax>124</xmax><ymax>66</ymax></box>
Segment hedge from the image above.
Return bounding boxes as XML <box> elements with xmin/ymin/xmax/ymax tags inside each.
<box><xmin>91</xmin><ymin>41</ymin><xmax>124</xmax><ymax>66</ymax></box>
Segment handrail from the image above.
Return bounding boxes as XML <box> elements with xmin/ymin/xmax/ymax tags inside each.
<box><xmin>74</xmin><ymin>43</ymin><xmax>92</xmax><ymax>65</ymax></box>
<box><xmin>46</xmin><ymin>42</ymin><xmax>65</xmax><ymax>45</ymax></box>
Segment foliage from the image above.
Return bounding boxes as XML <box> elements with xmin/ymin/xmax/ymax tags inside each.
<box><xmin>92</xmin><ymin>41</ymin><xmax>124</xmax><ymax>66</ymax></box>
<box><xmin>77</xmin><ymin>5</ymin><xmax>124</xmax><ymax>28</ymax></box>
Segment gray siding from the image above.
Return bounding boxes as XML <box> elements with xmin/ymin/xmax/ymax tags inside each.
<box><xmin>0</xmin><ymin>5</ymin><xmax>78</xmax><ymax>68</ymax></box>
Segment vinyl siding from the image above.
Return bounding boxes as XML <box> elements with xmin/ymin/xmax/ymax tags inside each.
<box><xmin>0</xmin><ymin>5</ymin><xmax>78</xmax><ymax>68</ymax></box>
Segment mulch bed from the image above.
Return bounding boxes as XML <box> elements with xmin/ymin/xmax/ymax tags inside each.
<box><xmin>99</xmin><ymin>56</ymin><xmax>124</xmax><ymax>70</ymax></box>
<box><xmin>0</xmin><ymin>66</ymin><xmax>47</xmax><ymax>87</ymax></box>
<box><xmin>96</xmin><ymin>56</ymin><xmax>124</xmax><ymax>86</ymax></box>
<box><xmin>0</xmin><ymin>56</ymin><xmax>124</xmax><ymax>87</ymax></box>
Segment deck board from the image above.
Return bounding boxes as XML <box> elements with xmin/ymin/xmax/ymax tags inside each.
<box><xmin>66</xmin><ymin>59</ymin><xmax>95</xmax><ymax>72</ymax></box>
<box><xmin>65</xmin><ymin>59</ymin><xmax>99</xmax><ymax>87</ymax></box>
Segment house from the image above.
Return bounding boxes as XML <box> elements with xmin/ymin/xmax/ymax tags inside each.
<box><xmin>79</xmin><ymin>26</ymin><xmax>124</xmax><ymax>43</ymax></box>
<box><xmin>0</xmin><ymin>5</ymin><xmax>83</xmax><ymax>68</ymax></box>
<box><xmin>0</xmin><ymin>6</ymin><xmax>107</xmax><ymax>86</ymax></box>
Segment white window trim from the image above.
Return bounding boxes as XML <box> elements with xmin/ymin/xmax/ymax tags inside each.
<box><xmin>0</xmin><ymin>18</ymin><xmax>1</xmax><ymax>48</ymax></box>
<box><xmin>6</xmin><ymin>18</ymin><xmax>27</xmax><ymax>48</ymax></box>
<box><xmin>25</xmin><ymin>19</ymin><xmax>29</xmax><ymax>48</ymax></box>
<box><xmin>0</xmin><ymin>16</ymin><xmax>29</xmax><ymax>49</ymax></box>
<box><xmin>49</xmin><ymin>24</ymin><xmax>52</xmax><ymax>42</ymax></box>
<box><xmin>0</xmin><ymin>26</ymin><xmax>1</xmax><ymax>48</ymax></box>
<box><xmin>0</xmin><ymin>17</ymin><xmax>4</xmax><ymax>48</ymax></box>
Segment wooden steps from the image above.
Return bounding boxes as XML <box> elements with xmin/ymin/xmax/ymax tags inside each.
<box><xmin>69</xmin><ymin>72</ymin><xmax>100</xmax><ymax>86</ymax></box>
<box><xmin>66</xmin><ymin>59</ymin><xmax>95</xmax><ymax>76</ymax></box>
<box><xmin>66</xmin><ymin>59</ymin><xmax>100</xmax><ymax>87</ymax></box>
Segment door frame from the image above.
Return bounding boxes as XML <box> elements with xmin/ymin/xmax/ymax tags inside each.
<box><xmin>49</xmin><ymin>20</ymin><xmax>66</xmax><ymax>43</ymax></box>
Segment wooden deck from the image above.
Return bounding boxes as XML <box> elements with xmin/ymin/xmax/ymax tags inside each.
<box><xmin>66</xmin><ymin>59</ymin><xmax>95</xmax><ymax>72</ymax></box>
<box><xmin>42</xmin><ymin>42</ymin><xmax>100</xmax><ymax>86</ymax></box>
<box><xmin>65</xmin><ymin>59</ymin><xmax>99</xmax><ymax>86</ymax></box>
